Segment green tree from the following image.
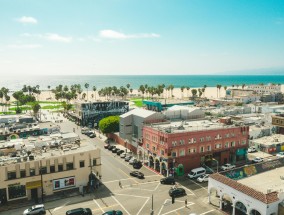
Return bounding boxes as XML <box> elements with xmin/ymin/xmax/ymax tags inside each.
<box><xmin>31</xmin><ymin>102</ymin><xmax>41</xmax><ymax>118</ymax></box>
<box><xmin>99</xmin><ymin>116</ymin><xmax>120</xmax><ymax>134</ymax></box>
<box><xmin>85</xmin><ymin>83</ymin><xmax>89</xmax><ymax>101</ymax></box>
<box><xmin>191</xmin><ymin>89</ymin><xmax>197</xmax><ymax>98</ymax></box>
<box><xmin>92</xmin><ymin>86</ymin><xmax>97</xmax><ymax>100</ymax></box>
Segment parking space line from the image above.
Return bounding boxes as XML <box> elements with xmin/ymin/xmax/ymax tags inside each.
<box><xmin>91</xmin><ymin>204</ymin><xmax>119</xmax><ymax>212</ymax></box>
<box><xmin>161</xmin><ymin>202</ymin><xmax>195</xmax><ymax>215</ymax></box>
<box><xmin>137</xmin><ymin>197</ymin><xmax>150</xmax><ymax>215</ymax></box>
<box><xmin>154</xmin><ymin>182</ymin><xmax>160</xmax><ymax>191</ymax></box>
<box><xmin>175</xmin><ymin>183</ymin><xmax>195</xmax><ymax>195</ymax></box>
<box><xmin>114</xmin><ymin>193</ymin><xmax>149</xmax><ymax>199</ymax></box>
<box><xmin>111</xmin><ymin>194</ymin><xmax>131</xmax><ymax>215</ymax></box>
<box><xmin>200</xmin><ymin>209</ymin><xmax>215</xmax><ymax>215</ymax></box>
<box><xmin>51</xmin><ymin>200</ymin><xmax>70</xmax><ymax>213</ymax></box>
<box><xmin>189</xmin><ymin>179</ymin><xmax>208</xmax><ymax>191</ymax></box>
<box><xmin>93</xmin><ymin>199</ymin><xmax>105</xmax><ymax>213</ymax></box>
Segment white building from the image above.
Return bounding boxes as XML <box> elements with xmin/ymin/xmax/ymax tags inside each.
<box><xmin>208</xmin><ymin>159</ymin><xmax>284</xmax><ymax>215</ymax></box>
<box><xmin>164</xmin><ymin>106</ymin><xmax>205</xmax><ymax>120</ymax></box>
<box><xmin>247</xmin><ymin>84</ymin><xmax>281</xmax><ymax>94</ymax></box>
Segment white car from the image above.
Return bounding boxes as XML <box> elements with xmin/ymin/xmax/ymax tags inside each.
<box><xmin>276</xmin><ymin>152</ymin><xmax>284</xmax><ymax>158</ymax></box>
<box><xmin>23</xmin><ymin>204</ymin><xmax>46</xmax><ymax>215</ymax></box>
<box><xmin>129</xmin><ymin>157</ymin><xmax>138</xmax><ymax>165</ymax></box>
<box><xmin>252</xmin><ymin>157</ymin><xmax>264</xmax><ymax>163</ymax></box>
<box><xmin>248</xmin><ymin>147</ymin><xmax>257</xmax><ymax>153</ymax></box>
<box><xmin>197</xmin><ymin>174</ymin><xmax>209</xmax><ymax>182</ymax></box>
<box><xmin>221</xmin><ymin>163</ymin><xmax>236</xmax><ymax>171</ymax></box>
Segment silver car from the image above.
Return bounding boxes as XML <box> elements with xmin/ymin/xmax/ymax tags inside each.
<box><xmin>23</xmin><ymin>204</ymin><xmax>46</xmax><ymax>215</ymax></box>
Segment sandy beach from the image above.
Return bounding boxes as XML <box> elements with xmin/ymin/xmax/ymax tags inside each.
<box><xmin>7</xmin><ymin>85</ymin><xmax>284</xmax><ymax>103</ymax></box>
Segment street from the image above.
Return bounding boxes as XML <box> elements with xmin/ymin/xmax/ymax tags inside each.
<box><xmin>1</xmin><ymin>119</ymin><xmax>222</xmax><ymax>215</ymax></box>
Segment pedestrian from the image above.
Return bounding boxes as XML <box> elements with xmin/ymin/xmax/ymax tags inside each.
<box><xmin>185</xmin><ymin>199</ymin><xmax>187</xmax><ymax>208</ymax></box>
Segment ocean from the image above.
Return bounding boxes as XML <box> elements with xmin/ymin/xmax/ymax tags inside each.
<box><xmin>1</xmin><ymin>75</ymin><xmax>284</xmax><ymax>91</ymax></box>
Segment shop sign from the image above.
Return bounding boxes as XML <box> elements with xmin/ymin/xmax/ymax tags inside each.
<box><xmin>26</xmin><ymin>180</ymin><xmax>42</xmax><ymax>189</ymax></box>
<box><xmin>53</xmin><ymin>176</ymin><xmax>75</xmax><ymax>190</ymax></box>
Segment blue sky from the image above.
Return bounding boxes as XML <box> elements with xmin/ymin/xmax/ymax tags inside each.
<box><xmin>0</xmin><ymin>0</ymin><xmax>284</xmax><ymax>75</ymax></box>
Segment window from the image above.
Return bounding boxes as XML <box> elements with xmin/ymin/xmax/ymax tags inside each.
<box><xmin>92</xmin><ymin>159</ymin><xmax>97</xmax><ymax>166</ymax></box>
<box><xmin>207</xmin><ymin>145</ymin><xmax>211</xmax><ymax>151</ymax></box>
<box><xmin>50</xmin><ymin>165</ymin><xmax>55</xmax><ymax>173</ymax></box>
<box><xmin>40</xmin><ymin>166</ymin><xmax>47</xmax><ymax>174</ymax></box>
<box><xmin>152</xmin><ymin>146</ymin><xmax>156</xmax><ymax>151</ymax></box>
<box><xmin>200</xmin><ymin>137</ymin><xmax>204</xmax><ymax>142</ymax></box>
<box><xmin>161</xmin><ymin>150</ymin><xmax>164</xmax><ymax>156</ymax></box>
<box><xmin>231</xmin><ymin>141</ymin><xmax>235</xmax><ymax>147</ymax></box>
<box><xmin>146</xmin><ymin>143</ymin><xmax>149</xmax><ymax>149</ymax></box>
<box><xmin>179</xmin><ymin>149</ymin><xmax>185</xmax><ymax>156</ymax></box>
<box><xmin>241</xmin><ymin>140</ymin><xmax>246</xmax><ymax>145</ymax></box>
<box><xmin>58</xmin><ymin>164</ymin><xmax>63</xmax><ymax>172</ymax></box>
<box><xmin>224</xmin><ymin>142</ymin><xmax>229</xmax><ymax>148</ymax></box>
<box><xmin>180</xmin><ymin>140</ymin><xmax>184</xmax><ymax>145</ymax></box>
<box><xmin>200</xmin><ymin>146</ymin><xmax>204</xmax><ymax>152</ymax></box>
<box><xmin>171</xmin><ymin>151</ymin><xmax>177</xmax><ymax>157</ymax></box>
<box><xmin>188</xmin><ymin>148</ymin><xmax>196</xmax><ymax>153</ymax></box>
<box><xmin>8</xmin><ymin>184</ymin><xmax>26</xmax><ymax>199</ymax></box>
<box><xmin>30</xmin><ymin>169</ymin><xmax>35</xmax><ymax>176</ymax></box>
<box><xmin>20</xmin><ymin>170</ymin><xmax>26</xmax><ymax>178</ymax></box>
<box><xmin>172</xmin><ymin>141</ymin><xmax>177</xmax><ymax>146</ymax></box>
<box><xmin>7</xmin><ymin>172</ymin><xmax>16</xmax><ymax>180</ymax></box>
<box><xmin>80</xmin><ymin>161</ymin><xmax>85</xmax><ymax>168</ymax></box>
<box><xmin>66</xmin><ymin>163</ymin><xmax>74</xmax><ymax>170</ymax></box>
<box><xmin>215</xmin><ymin>144</ymin><xmax>222</xmax><ymax>149</ymax></box>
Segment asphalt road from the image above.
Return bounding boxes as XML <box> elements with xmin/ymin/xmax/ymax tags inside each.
<box><xmin>1</xmin><ymin>119</ymin><xmax>222</xmax><ymax>215</ymax></box>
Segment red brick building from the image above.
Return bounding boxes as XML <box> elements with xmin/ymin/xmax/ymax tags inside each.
<box><xmin>139</xmin><ymin>120</ymin><xmax>249</xmax><ymax>176</ymax></box>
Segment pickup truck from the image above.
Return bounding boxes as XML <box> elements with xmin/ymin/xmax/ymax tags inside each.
<box><xmin>221</xmin><ymin>163</ymin><xmax>236</xmax><ymax>171</ymax></box>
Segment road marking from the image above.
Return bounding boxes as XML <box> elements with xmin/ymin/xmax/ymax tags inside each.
<box><xmin>161</xmin><ymin>203</ymin><xmax>195</xmax><ymax>215</ymax></box>
<box><xmin>200</xmin><ymin>209</ymin><xmax>215</xmax><ymax>215</ymax></box>
<box><xmin>189</xmin><ymin>179</ymin><xmax>208</xmax><ymax>191</ymax></box>
<box><xmin>111</xmin><ymin>194</ymin><xmax>131</xmax><ymax>215</ymax></box>
<box><xmin>93</xmin><ymin>199</ymin><xmax>105</xmax><ymax>213</ymax></box>
<box><xmin>51</xmin><ymin>201</ymin><xmax>70</xmax><ymax>212</ymax></box>
<box><xmin>91</xmin><ymin>204</ymin><xmax>119</xmax><ymax>212</ymax></box>
<box><xmin>158</xmin><ymin>199</ymin><xmax>168</xmax><ymax>215</ymax></box>
<box><xmin>119</xmin><ymin>169</ymin><xmax>138</xmax><ymax>184</ymax></box>
<box><xmin>144</xmin><ymin>174</ymin><xmax>160</xmax><ymax>178</ymax></box>
<box><xmin>137</xmin><ymin>197</ymin><xmax>150</xmax><ymax>215</ymax></box>
<box><xmin>114</xmin><ymin>193</ymin><xmax>149</xmax><ymax>199</ymax></box>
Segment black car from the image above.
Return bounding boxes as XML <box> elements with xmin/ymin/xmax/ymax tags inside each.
<box><xmin>169</xmin><ymin>188</ymin><xmax>186</xmax><ymax>197</ymax></box>
<box><xmin>116</xmin><ymin>149</ymin><xmax>124</xmax><ymax>155</ymax></box>
<box><xmin>133</xmin><ymin>161</ymin><xmax>142</xmax><ymax>169</ymax></box>
<box><xmin>66</xmin><ymin>207</ymin><xmax>92</xmax><ymax>215</ymax></box>
<box><xmin>88</xmin><ymin>133</ymin><xmax>96</xmax><ymax>138</ymax></box>
<box><xmin>130</xmin><ymin>171</ymin><xmax>144</xmax><ymax>179</ymax></box>
<box><xmin>112</xmin><ymin>147</ymin><xmax>119</xmax><ymax>153</ymax></box>
<box><xmin>160</xmin><ymin>176</ymin><xmax>175</xmax><ymax>185</ymax></box>
<box><xmin>108</xmin><ymin>145</ymin><xmax>116</xmax><ymax>151</ymax></box>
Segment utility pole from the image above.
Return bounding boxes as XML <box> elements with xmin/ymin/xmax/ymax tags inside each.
<box><xmin>150</xmin><ymin>194</ymin><xmax>154</xmax><ymax>215</ymax></box>
<box><xmin>40</xmin><ymin>160</ymin><xmax>44</xmax><ymax>203</ymax></box>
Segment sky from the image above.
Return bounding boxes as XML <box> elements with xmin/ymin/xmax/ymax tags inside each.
<box><xmin>0</xmin><ymin>0</ymin><xmax>284</xmax><ymax>75</ymax></box>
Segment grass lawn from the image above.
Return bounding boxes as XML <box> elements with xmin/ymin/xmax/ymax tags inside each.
<box><xmin>131</xmin><ymin>98</ymin><xmax>144</xmax><ymax>107</ymax></box>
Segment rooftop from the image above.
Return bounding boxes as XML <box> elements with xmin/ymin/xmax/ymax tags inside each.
<box><xmin>146</xmin><ymin>120</ymin><xmax>237</xmax><ymax>133</ymax></box>
<box><xmin>120</xmin><ymin>108</ymin><xmax>157</xmax><ymax>118</ymax></box>
<box><xmin>252</xmin><ymin>134</ymin><xmax>284</xmax><ymax>145</ymax></box>
<box><xmin>238</xmin><ymin>166</ymin><xmax>284</xmax><ymax>194</ymax></box>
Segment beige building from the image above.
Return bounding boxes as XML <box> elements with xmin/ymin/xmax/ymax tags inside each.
<box><xmin>0</xmin><ymin>141</ymin><xmax>101</xmax><ymax>203</ymax></box>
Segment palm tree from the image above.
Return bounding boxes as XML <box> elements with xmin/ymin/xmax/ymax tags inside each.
<box><xmin>47</xmin><ymin>85</ymin><xmax>52</xmax><ymax>100</ymax></box>
<box><xmin>202</xmin><ymin>88</ymin><xmax>205</xmax><ymax>97</ymax></box>
<box><xmin>126</xmin><ymin>83</ymin><xmax>130</xmax><ymax>89</ymax></box>
<box><xmin>139</xmin><ymin>85</ymin><xmax>146</xmax><ymax>99</ymax></box>
<box><xmin>191</xmin><ymin>89</ymin><xmax>197</xmax><ymax>98</ymax></box>
<box><xmin>0</xmin><ymin>90</ymin><xmax>3</xmax><ymax>112</ymax></box>
<box><xmin>198</xmin><ymin>88</ymin><xmax>202</xmax><ymax>97</ymax></box>
<box><xmin>242</xmin><ymin>84</ymin><xmax>246</xmax><ymax>89</ymax></box>
<box><xmin>85</xmin><ymin>83</ymin><xmax>89</xmax><ymax>101</ymax></box>
<box><xmin>203</xmin><ymin>85</ymin><xmax>207</xmax><ymax>97</ymax></box>
<box><xmin>31</xmin><ymin>102</ymin><xmax>41</xmax><ymax>119</ymax></box>
<box><xmin>180</xmin><ymin>86</ymin><xmax>185</xmax><ymax>99</ymax></box>
<box><xmin>169</xmin><ymin>84</ymin><xmax>174</xmax><ymax>97</ymax></box>
<box><xmin>186</xmin><ymin>86</ymin><xmax>190</xmax><ymax>97</ymax></box>
<box><xmin>92</xmin><ymin>86</ymin><xmax>97</xmax><ymax>101</ymax></box>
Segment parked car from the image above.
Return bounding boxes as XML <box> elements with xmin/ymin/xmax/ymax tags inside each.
<box><xmin>248</xmin><ymin>147</ymin><xmax>257</xmax><ymax>153</ymax></box>
<box><xmin>221</xmin><ymin>163</ymin><xmax>236</xmax><ymax>171</ymax></box>
<box><xmin>85</xmin><ymin>131</ymin><xmax>94</xmax><ymax>136</ymax></box>
<box><xmin>116</xmin><ymin>149</ymin><xmax>124</xmax><ymax>155</ymax></box>
<box><xmin>160</xmin><ymin>176</ymin><xmax>175</xmax><ymax>185</ymax></box>
<box><xmin>130</xmin><ymin>171</ymin><xmax>144</xmax><ymax>179</ymax></box>
<box><xmin>88</xmin><ymin>133</ymin><xmax>96</xmax><ymax>138</ymax></box>
<box><xmin>120</xmin><ymin>153</ymin><xmax>127</xmax><ymax>158</ymax></box>
<box><xmin>125</xmin><ymin>155</ymin><xmax>132</xmax><ymax>162</ymax></box>
<box><xmin>187</xmin><ymin>167</ymin><xmax>206</xmax><ymax>179</ymax></box>
<box><xmin>104</xmin><ymin>144</ymin><xmax>110</xmax><ymax>149</ymax></box>
<box><xmin>108</xmin><ymin>145</ymin><xmax>116</xmax><ymax>151</ymax></box>
<box><xmin>276</xmin><ymin>152</ymin><xmax>284</xmax><ymax>158</ymax></box>
<box><xmin>129</xmin><ymin>157</ymin><xmax>137</xmax><ymax>165</ymax></box>
<box><xmin>133</xmin><ymin>161</ymin><xmax>142</xmax><ymax>169</ymax></box>
<box><xmin>102</xmin><ymin>211</ymin><xmax>123</xmax><ymax>215</ymax></box>
<box><xmin>197</xmin><ymin>174</ymin><xmax>210</xmax><ymax>183</ymax></box>
<box><xmin>168</xmin><ymin>187</ymin><xmax>186</xmax><ymax>197</ymax></box>
<box><xmin>252</xmin><ymin>157</ymin><xmax>264</xmax><ymax>163</ymax></box>
<box><xmin>23</xmin><ymin>204</ymin><xmax>46</xmax><ymax>215</ymax></box>
<box><xmin>66</xmin><ymin>207</ymin><xmax>92</xmax><ymax>215</ymax></box>
<box><xmin>112</xmin><ymin>147</ymin><xmax>119</xmax><ymax>153</ymax></box>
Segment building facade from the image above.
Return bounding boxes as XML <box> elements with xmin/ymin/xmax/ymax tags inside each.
<box><xmin>0</xmin><ymin>143</ymin><xmax>101</xmax><ymax>204</ymax></box>
<box><xmin>72</xmin><ymin>101</ymin><xmax>129</xmax><ymax>127</ymax></box>
<box><xmin>272</xmin><ymin>114</ymin><xmax>284</xmax><ymax>134</ymax></box>
<box><xmin>140</xmin><ymin>120</ymin><xmax>249</xmax><ymax>176</ymax></box>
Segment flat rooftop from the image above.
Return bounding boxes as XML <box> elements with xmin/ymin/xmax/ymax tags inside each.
<box><xmin>238</xmin><ymin>165</ymin><xmax>284</xmax><ymax>194</ymax></box>
<box><xmin>252</xmin><ymin>134</ymin><xmax>284</xmax><ymax>145</ymax></box>
<box><xmin>147</xmin><ymin>120</ymin><xmax>236</xmax><ymax>133</ymax></box>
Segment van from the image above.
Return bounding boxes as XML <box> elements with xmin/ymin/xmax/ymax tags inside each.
<box><xmin>187</xmin><ymin>167</ymin><xmax>206</xmax><ymax>179</ymax></box>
